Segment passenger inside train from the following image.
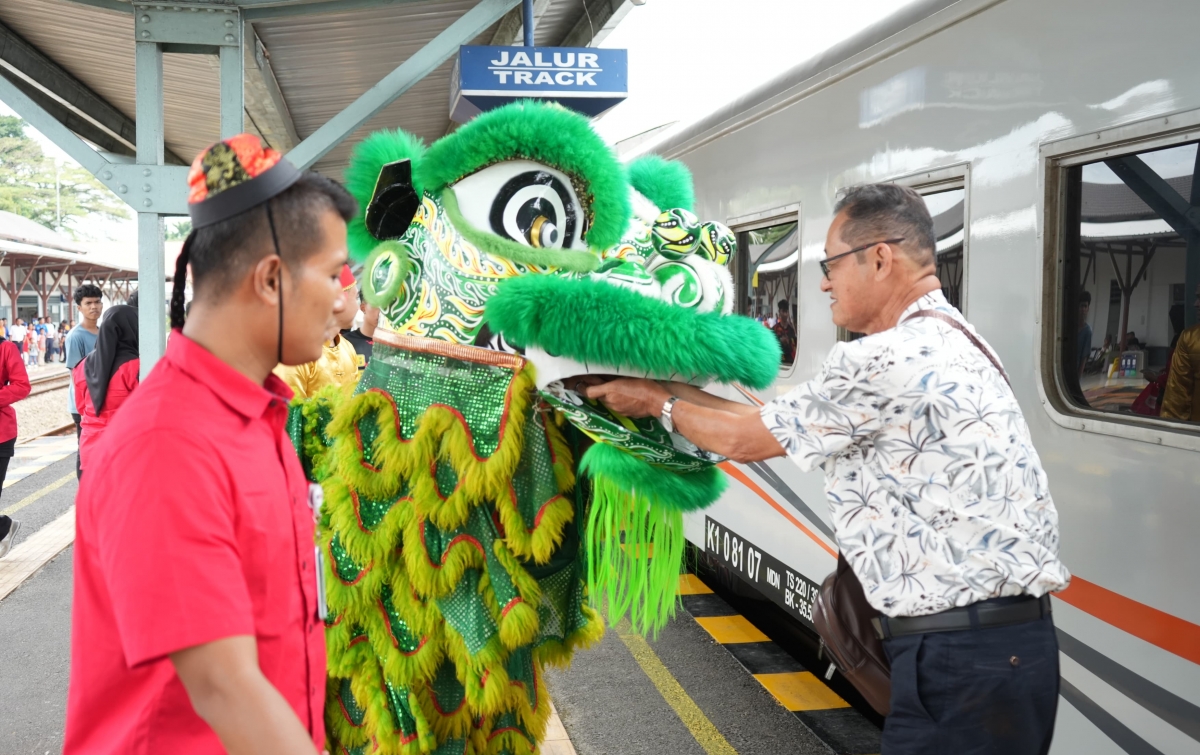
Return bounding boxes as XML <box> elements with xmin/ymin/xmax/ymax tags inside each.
<box><xmin>1061</xmin><ymin>140</ymin><xmax>1200</xmax><ymax>421</ymax></box>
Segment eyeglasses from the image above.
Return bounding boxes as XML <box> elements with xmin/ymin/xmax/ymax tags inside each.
<box><xmin>820</xmin><ymin>238</ymin><xmax>905</xmax><ymax>279</ymax></box>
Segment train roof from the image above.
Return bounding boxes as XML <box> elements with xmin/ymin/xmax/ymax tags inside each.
<box><xmin>646</xmin><ymin>0</ymin><xmax>971</xmax><ymax>160</ymax></box>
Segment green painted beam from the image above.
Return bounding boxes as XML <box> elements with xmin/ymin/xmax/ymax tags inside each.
<box><xmin>0</xmin><ymin>68</ymin><xmax>107</xmax><ymax>175</ymax></box>
<box><xmin>286</xmin><ymin>0</ymin><xmax>521</xmax><ymax>170</ymax></box>
<box><xmin>62</xmin><ymin>0</ymin><xmax>133</xmax><ymax>13</ymax></box>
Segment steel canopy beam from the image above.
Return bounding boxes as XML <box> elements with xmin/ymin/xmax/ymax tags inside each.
<box><xmin>62</xmin><ymin>0</ymin><xmax>133</xmax><ymax>13</ymax></box>
<box><xmin>243</xmin><ymin>0</ymin><xmax>431</xmax><ymax>21</ymax></box>
<box><xmin>286</xmin><ymin>0</ymin><xmax>521</xmax><ymax>170</ymax></box>
<box><xmin>0</xmin><ymin>22</ymin><xmax>187</xmax><ymax>164</ymax></box>
<box><xmin>244</xmin><ymin>27</ymin><xmax>299</xmax><ymax>151</ymax></box>
<box><xmin>1104</xmin><ymin>156</ymin><xmax>1200</xmax><ymax>240</ymax></box>
<box><xmin>1105</xmin><ymin>154</ymin><xmax>1200</xmax><ymax>328</ymax></box>
<box><xmin>0</xmin><ymin>70</ymin><xmax>107</xmax><ymax>175</ymax></box>
<box><xmin>0</xmin><ymin>22</ymin><xmax>133</xmax><ymax>156</ymax></box>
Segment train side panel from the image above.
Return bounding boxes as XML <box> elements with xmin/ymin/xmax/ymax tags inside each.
<box><xmin>670</xmin><ymin>0</ymin><xmax>1200</xmax><ymax>752</ymax></box>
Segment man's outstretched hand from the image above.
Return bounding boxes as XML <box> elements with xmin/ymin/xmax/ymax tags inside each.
<box><xmin>582</xmin><ymin>378</ymin><xmax>672</xmax><ymax>418</ymax></box>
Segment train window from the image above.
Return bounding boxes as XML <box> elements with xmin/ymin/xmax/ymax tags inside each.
<box><xmin>1059</xmin><ymin>139</ymin><xmax>1200</xmax><ymax>426</ymax></box>
<box><xmin>837</xmin><ymin>181</ymin><xmax>966</xmax><ymax>342</ymax></box>
<box><xmin>735</xmin><ymin>220</ymin><xmax>798</xmax><ymax>367</ymax></box>
<box><xmin>924</xmin><ymin>187</ymin><xmax>966</xmax><ymax>312</ymax></box>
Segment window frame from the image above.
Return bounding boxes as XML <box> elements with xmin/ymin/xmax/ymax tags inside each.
<box><xmin>832</xmin><ymin>163</ymin><xmax>971</xmax><ymax>342</ymax></box>
<box><xmin>888</xmin><ymin>163</ymin><xmax>972</xmax><ymax>317</ymax></box>
<box><xmin>729</xmin><ymin>203</ymin><xmax>802</xmax><ymax>380</ymax></box>
<box><xmin>1038</xmin><ymin>109</ymin><xmax>1200</xmax><ymax>451</ymax></box>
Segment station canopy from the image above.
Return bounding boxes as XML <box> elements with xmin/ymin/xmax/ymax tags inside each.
<box><xmin>0</xmin><ymin>0</ymin><xmax>634</xmax><ymax>180</ymax></box>
<box><xmin>0</xmin><ymin>0</ymin><xmax>637</xmax><ymax>366</ymax></box>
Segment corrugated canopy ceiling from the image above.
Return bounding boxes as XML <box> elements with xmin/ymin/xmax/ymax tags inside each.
<box><xmin>0</xmin><ymin>0</ymin><xmax>618</xmax><ymax>179</ymax></box>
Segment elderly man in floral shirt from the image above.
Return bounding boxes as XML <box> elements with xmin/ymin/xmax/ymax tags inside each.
<box><xmin>585</xmin><ymin>183</ymin><xmax>1069</xmax><ymax>755</ymax></box>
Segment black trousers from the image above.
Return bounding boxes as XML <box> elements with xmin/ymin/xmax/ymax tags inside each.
<box><xmin>0</xmin><ymin>445</ymin><xmax>11</xmax><ymax>538</ymax></box>
<box><xmin>73</xmin><ymin>413</ymin><xmax>81</xmax><ymax>479</ymax></box>
<box><xmin>882</xmin><ymin>612</ymin><xmax>1059</xmax><ymax>755</ymax></box>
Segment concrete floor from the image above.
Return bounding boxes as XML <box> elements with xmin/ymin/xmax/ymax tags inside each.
<box><xmin>0</xmin><ymin>456</ymin><xmax>834</xmax><ymax>755</ymax></box>
<box><xmin>546</xmin><ymin>613</ymin><xmax>833</xmax><ymax>755</ymax></box>
<box><xmin>0</xmin><ymin>456</ymin><xmax>77</xmax><ymax>755</ymax></box>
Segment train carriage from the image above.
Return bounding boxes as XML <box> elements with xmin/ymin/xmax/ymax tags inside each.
<box><xmin>643</xmin><ymin>0</ymin><xmax>1200</xmax><ymax>752</ymax></box>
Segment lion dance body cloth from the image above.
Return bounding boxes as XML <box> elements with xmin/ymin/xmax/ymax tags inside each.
<box><xmin>290</xmin><ymin>102</ymin><xmax>781</xmax><ymax>755</ymax></box>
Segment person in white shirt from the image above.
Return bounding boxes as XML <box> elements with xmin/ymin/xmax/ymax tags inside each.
<box><xmin>44</xmin><ymin>319</ymin><xmax>58</xmax><ymax>362</ymax></box>
<box><xmin>582</xmin><ymin>184</ymin><xmax>1068</xmax><ymax>755</ymax></box>
<box><xmin>8</xmin><ymin>320</ymin><xmax>27</xmax><ymax>358</ymax></box>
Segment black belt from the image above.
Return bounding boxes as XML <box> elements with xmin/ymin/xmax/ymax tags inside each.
<box><xmin>872</xmin><ymin>594</ymin><xmax>1051</xmax><ymax>639</ymax></box>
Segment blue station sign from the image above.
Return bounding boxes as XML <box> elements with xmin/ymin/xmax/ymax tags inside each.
<box><xmin>450</xmin><ymin>45</ymin><xmax>628</xmax><ymax>122</ymax></box>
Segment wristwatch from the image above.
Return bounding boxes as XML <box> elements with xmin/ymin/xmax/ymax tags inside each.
<box><xmin>660</xmin><ymin>396</ymin><xmax>680</xmax><ymax>434</ymax></box>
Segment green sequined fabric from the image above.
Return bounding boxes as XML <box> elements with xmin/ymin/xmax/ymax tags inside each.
<box><xmin>357</xmin><ymin>344</ymin><xmax>522</xmax><ymax>456</ymax></box>
<box><xmin>304</xmin><ymin>339</ymin><xmax>601</xmax><ymax>755</ymax></box>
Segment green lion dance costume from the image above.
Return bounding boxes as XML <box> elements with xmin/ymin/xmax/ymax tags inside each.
<box><xmin>290</xmin><ymin>102</ymin><xmax>780</xmax><ymax>755</ymax></box>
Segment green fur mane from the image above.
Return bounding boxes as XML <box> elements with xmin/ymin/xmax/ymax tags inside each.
<box><xmin>627</xmin><ymin>155</ymin><xmax>695</xmax><ymax>212</ymax></box>
<box><xmin>420</xmin><ymin>102</ymin><xmax>630</xmax><ymax>251</ymax></box>
<box><xmin>484</xmin><ymin>275</ymin><xmax>782</xmax><ymax>389</ymax></box>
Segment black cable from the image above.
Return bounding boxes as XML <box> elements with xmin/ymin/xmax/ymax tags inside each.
<box><xmin>263</xmin><ymin>201</ymin><xmax>284</xmax><ymax>366</ymax></box>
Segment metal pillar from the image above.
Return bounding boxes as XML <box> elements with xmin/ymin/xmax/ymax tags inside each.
<box><xmin>219</xmin><ymin>43</ymin><xmax>244</xmax><ymax>137</ymax></box>
<box><xmin>521</xmin><ymin>0</ymin><xmax>534</xmax><ymax>46</ymax></box>
<box><xmin>135</xmin><ymin>38</ymin><xmax>165</xmax><ymax>377</ymax></box>
<box><xmin>128</xmin><ymin>4</ymin><xmax>244</xmax><ymax>375</ymax></box>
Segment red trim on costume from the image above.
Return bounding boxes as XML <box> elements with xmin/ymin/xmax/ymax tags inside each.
<box><xmin>500</xmin><ymin>597</ymin><xmax>523</xmax><ymax>618</ymax></box>
<box><xmin>427</xmin><ymin>684</ymin><xmax>467</xmax><ymax>716</ymax></box>
<box><xmin>420</xmin><ymin>521</ymin><xmax>486</xmax><ymax>568</ymax></box>
<box><xmin>328</xmin><ymin>539</ymin><xmax>372</xmax><ymax>586</ymax></box>
<box><xmin>338</xmin><ymin>694</ymin><xmax>365</xmax><ymax>727</ymax></box>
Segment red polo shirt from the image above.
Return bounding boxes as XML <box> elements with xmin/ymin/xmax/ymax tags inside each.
<box><xmin>65</xmin><ymin>332</ymin><xmax>325</xmax><ymax>754</ymax></box>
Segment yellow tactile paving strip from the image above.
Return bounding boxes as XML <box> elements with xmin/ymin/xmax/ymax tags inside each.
<box><xmin>754</xmin><ymin>671</ymin><xmax>851</xmax><ymax>711</ymax></box>
<box><xmin>6</xmin><ymin>436</ymin><xmax>77</xmax><ymax>488</ymax></box>
<box><xmin>693</xmin><ymin>614</ymin><xmax>770</xmax><ymax>644</ymax></box>
<box><xmin>0</xmin><ymin>506</ymin><xmax>75</xmax><ymax>602</ymax></box>
<box><xmin>678</xmin><ymin>573</ymin><xmax>714</xmax><ymax>595</ymax></box>
<box><xmin>679</xmin><ymin>574</ymin><xmax>880</xmax><ymax>755</ymax></box>
<box><xmin>541</xmin><ymin>701</ymin><xmax>577</xmax><ymax>755</ymax></box>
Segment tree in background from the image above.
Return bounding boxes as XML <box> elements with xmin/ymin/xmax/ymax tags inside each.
<box><xmin>164</xmin><ymin>219</ymin><xmax>191</xmax><ymax>240</ymax></box>
<box><xmin>0</xmin><ymin>115</ymin><xmax>129</xmax><ymax>237</ymax></box>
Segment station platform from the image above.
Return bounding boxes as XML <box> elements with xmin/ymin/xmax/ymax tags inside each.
<box><xmin>0</xmin><ymin>441</ymin><xmax>881</xmax><ymax>755</ymax></box>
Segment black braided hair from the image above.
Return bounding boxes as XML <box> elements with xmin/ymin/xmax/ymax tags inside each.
<box><xmin>169</xmin><ymin>232</ymin><xmax>193</xmax><ymax>330</ymax></box>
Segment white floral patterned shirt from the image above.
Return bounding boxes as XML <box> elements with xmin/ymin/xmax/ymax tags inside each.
<box><xmin>761</xmin><ymin>290</ymin><xmax>1070</xmax><ymax>617</ymax></box>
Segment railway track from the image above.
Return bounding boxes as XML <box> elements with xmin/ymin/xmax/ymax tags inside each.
<box><xmin>27</xmin><ymin>371</ymin><xmax>71</xmax><ymax>398</ymax></box>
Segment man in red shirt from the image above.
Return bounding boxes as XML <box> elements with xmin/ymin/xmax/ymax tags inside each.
<box><xmin>65</xmin><ymin>134</ymin><xmax>356</xmax><ymax>755</ymax></box>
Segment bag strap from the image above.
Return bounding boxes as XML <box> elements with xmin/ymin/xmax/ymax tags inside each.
<box><xmin>905</xmin><ymin>309</ymin><xmax>1011</xmax><ymax>389</ymax></box>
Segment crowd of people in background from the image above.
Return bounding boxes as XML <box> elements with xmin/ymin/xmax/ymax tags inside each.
<box><xmin>0</xmin><ymin>316</ymin><xmax>69</xmax><ymax>369</ymax></box>
<box><xmin>0</xmin><ymin>282</ymin><xmax>137</xmax><ymax>557</ymax></box>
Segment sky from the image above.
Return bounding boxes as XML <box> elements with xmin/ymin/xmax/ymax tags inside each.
<box><xmin>1</xmin><ymin>0</ymin><xmax>917</xmax><ymax>254</ymax></box>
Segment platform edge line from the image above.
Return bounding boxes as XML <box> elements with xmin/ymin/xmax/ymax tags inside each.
<box><xmin>616</xmin><ymin>623</ymin><xmax>740</xmax><ymax>755</ymax></box>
